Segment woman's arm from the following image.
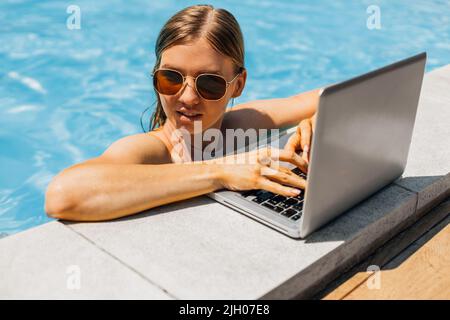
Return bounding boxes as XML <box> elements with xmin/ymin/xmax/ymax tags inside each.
<box><xmin>44</xmin><ymin>133</ymin><xmax>226</xmax><ymax>221</ymax></box>
<box><xmin>45</xmin><ymin>161</ymin><xmax>223</xmax><ymax>221</ymax></box>
<box><xmin>223</xmin><ymin>88</ymin><xmax>321</xmax><ymax>131</ymax></box>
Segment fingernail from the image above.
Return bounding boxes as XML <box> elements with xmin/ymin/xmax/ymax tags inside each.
<box><xmin>291</xmin><ymin>189</ymin><xmax>301</xmax><ymax>195</ymax></box>
<box><xmin>304</xmin><ymin>145</ymin><xmax>309</xmax><ymax>153</ymax></box>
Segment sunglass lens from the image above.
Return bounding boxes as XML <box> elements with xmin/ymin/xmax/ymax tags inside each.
<box><xmin>154</xmin><ymin>70</ymin><xmax>183</xmax><ymax>95</ymax></box>
<box><xmin>197</xmin><ymin>75</ymin><xmax>227</xmax><ymax>100</ymax></box>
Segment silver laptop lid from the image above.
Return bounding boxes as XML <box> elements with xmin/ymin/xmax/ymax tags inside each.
<box><xmin>300</xmin><ymin>52</ymin><xmax>427</xmax><ymax>237</ymax></box>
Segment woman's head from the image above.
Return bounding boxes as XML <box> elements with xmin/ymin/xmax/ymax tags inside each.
<box><xmin>150</xmin><ymin>4</ymin><xmax>247</xmax><ymax>133</ymax></box>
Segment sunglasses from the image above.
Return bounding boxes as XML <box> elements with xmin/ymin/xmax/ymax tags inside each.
<box><xmin>152</xmin><ymin>68</ymin><xmax>242</xmax><ymax>101</ymax></box>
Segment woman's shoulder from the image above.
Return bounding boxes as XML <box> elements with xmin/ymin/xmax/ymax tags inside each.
<box><xmin>90</xmin><ymin>131</ymin><xmax>172</xmax><ymax>165</ymax></box>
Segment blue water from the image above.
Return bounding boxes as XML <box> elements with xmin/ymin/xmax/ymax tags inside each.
<box><xmin>1</xmin><ymin>0</ymin><xmax>449</xmax><ymax>238</ymax></box>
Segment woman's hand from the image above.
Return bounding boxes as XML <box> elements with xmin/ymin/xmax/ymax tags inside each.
<box><xmin>210</xmin><ymin>146</ymin><xmax>308</xmax><ymax>197</ymax></box>
<box><xmin>284</xmin><ymin>113</ymin><xmax>316</xmax><ymax>164</ymax></box>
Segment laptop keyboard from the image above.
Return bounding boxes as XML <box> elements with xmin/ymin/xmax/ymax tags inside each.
<box><xmin>239</xmin><ymin>167</ymin><xmax>307</xmax><ymax>221</ymax></box>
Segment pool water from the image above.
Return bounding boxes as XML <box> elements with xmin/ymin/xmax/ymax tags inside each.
<box><xmin>1</xmin><ymin>0</ymin><xmax>449</xmax><ymax>238</ymax></box>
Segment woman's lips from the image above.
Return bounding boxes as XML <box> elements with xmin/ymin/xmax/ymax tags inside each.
<box><xmin>176</xmin><ymin>110</ymin><xmax>203</xmax><ymax>122</ymax></box>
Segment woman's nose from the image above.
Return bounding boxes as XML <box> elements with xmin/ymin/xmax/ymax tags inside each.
<box><xmin>179</xmin><ymin>76</ymin><xmax>200</xmax><ymax>104</ymax></box>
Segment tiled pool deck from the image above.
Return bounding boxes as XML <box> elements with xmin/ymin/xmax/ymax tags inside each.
<box><xmin>1</xmin><ymin>65</ymin><xmax>449</xmax><ymax>299</ymax></box>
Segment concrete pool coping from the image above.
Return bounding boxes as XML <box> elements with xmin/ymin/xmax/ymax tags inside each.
<box><xmin>1</xmin><ymin>64</ymin><xmax>449</xmax><ymax>299</ymax></box>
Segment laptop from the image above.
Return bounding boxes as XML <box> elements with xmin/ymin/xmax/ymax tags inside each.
<box><xmin>207</xmin><ymin>52</ymin><xmax>427</xmax><ymax>238</ymax></box>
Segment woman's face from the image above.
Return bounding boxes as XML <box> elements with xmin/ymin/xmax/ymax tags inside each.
<box><xmin>158</xmin><ymin>37</ymin><xmax>246</xmax><ymax>134</ymax></box>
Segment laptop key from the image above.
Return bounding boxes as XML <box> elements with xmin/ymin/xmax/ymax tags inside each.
<box><xmin>262</xmin><ymin>202</ymin><xmax>276</xmax><ymax>210</ymax></box>
<box><xmin>262</xmin><ymin>202</ymin><xmax>284</xmax><ymax>212</ymax></box>
<box><xmin>262</xmin><ymin>202</ymin><xmax>275</xmax><ymax>210</ymax></box>
<box><xmin>283</xmin><ymin>198</ymin><xmax>298</xmax><ymax>206</ymax></box>
<box><xmin>278</xmin><ymin>202</ymin><xmax>292</xmax><ymax>209</ymax></box>
<box><xmin>268</xmin><ymin>195</ymin><xmax>286</xmax><ymax>205</ymax></box>
<box><xmin>241</xmin><ymin>190</ymin><xmax>258</xmax><ymax>197</ymax></box>
<box><xmin>273</xmin><ymin>205</ymin><xmax>285</xmax><ymax>213</ymax></box>
<box><xmin>252</xmin><ymin>191</ymin><xmax>275</xmax><ymax>203</ymax></box>
<box><xmin>252</xmin><ymin>197</ymin><xmax>266</xmax><ymax>204</ymax></box>
<box><xmin>292</xmin><ymin>202</ymin><xmax>304</xmax><ymax>211</ymax></box>
<box><xmin>291</xmin><ymin>214</ymin><xmax>301</xmax><ymax>221</ymax></box>
<box><xmin>292</xmin><ymin>167</ymin><xmax>302</xmax><ymax>174</ymax></box>
<box><xmin>281</xmin><ymin>208</ymin><xmax>297</xmax><ymax>218</ymax></box>
<box><xmin>291</xmin><ymin>167</ymin><xmax>307</xmax><ymax>179</ymax></box>
<box><xmin>273</xmin><ymin>195</ymin><xmax>287</xmax><ymax>201</ymax></box>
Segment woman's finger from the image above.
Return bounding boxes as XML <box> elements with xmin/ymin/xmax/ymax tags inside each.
<box><xmin>299</xmin><ymin>119</ymin><xmax>312</xmax><ymax>163</ymax></box>
<box><xmin>283</xmin><ymin>126</ymin><xmax>302</xmax><ymax>153</ymax></box>
<box><xmin>264</xmin><ymin>147</ymin><xmax>308</xmax><ymax>173</ymax></box>
<box><xmin>277</xmin><ymin>165</ymin><xmax>305</xmax><ymax>178</ymax></box>
<box><xmin>261</xmin><ymin>165</ymin><xmax>307</xmax><ymax>190</ymax></box>
<box><xmin>257</xmin><ymin>176</ymin><xmax>302</xmax><ymax>197</ymax></box>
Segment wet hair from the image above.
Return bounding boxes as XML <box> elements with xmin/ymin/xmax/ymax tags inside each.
<box><xmin>142</xmin><ymin>4</ymin><xmax>245</xmax><ymax>131</ymax></box>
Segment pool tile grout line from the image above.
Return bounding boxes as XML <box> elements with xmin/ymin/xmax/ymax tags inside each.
<box><xmin>394</xmin><ymin>176</ymin><xmax>450</xmax><ymax>208</ymax></box>
<box><xmin>62</xmin><ymin>222</ymin><xmax>180</xmax><ymax>300</ymax></box>
<box><xmin>393</xmin><ymin>183</ymin><xmax>418</xmax><ymax>194</ymax></box>
<box><xmin>394</xmin><ymin>183</ymin><xmax>419</xmax><ymax>215</ymax></box>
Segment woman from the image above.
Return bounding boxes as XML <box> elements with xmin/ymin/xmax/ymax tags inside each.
<box><xmin>44</xmin><ymin>4</ymin><xmax>319</xmax><ymax>221</ymax></box>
